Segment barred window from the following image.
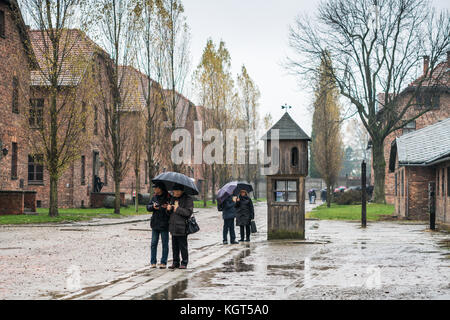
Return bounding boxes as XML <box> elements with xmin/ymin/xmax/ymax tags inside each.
<box><xmin>81</xmin><ymin>156</ymin><xmax>86</xmax><ymax>185</ymax></box>
<box><xmin>28</xmin><ymin>155</ymin><xmax>44</xmax><ymax>183</ymax></box>
<box><xmin>29</xmin><ymin>99</ymin><xmax>44</xmax><ymax>128</ymax></box>
<box><xmin>12</xmin><ymin>77</ymin><xmax>19</xmax><ymax>113</ymax></box>
<box><xmin>0</xmin><ymin>10</ymin><xmax>5</xmax><ymax>38</ymax></box>
<box><xmin>274</xmin><ymin>180</ymin><xmax>298</xmax><ymax>203</ymax></box>
<box><xmin>11</xmin><ymin>143</ymin><xmax>17</xmax><ymax>180</ymax></box>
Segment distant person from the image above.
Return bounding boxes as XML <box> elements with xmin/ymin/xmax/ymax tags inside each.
<box><xmin>147</xmin><ymin>183</ymin><xmax>170</xmax><ymax>269</ymax></box>
<box><xmin>234</xmin><ymin>190</ymin><xmax>254</xmax><ymax>242</ymax></box>
<box><xmin>167</xmin><ymin>184</ymin><xmax>194</xmax><ymax>269</ymax></box>
<box><xmin>308</xmin><ymin>190</ymin><xmax>312</xmax><ymax>204</ymax></box>
<box><xmin>218</xmin><ymin>196</ymin><xmax>238</xmax><ymax>245</ymax></box>
<box><xmin>311</xmin><ymin>189</ymin><xmax>317</xmax><ymax>204</ymax></box>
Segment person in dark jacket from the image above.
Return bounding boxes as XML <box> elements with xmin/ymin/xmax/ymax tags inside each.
<box><xmin>147</xmin><ymin>183</ymin><xmax>170</xmax><ymax>269</ymax></box>
<box><xmin>218</xmin><ymin>196</ymin><xmax>238</xmax><ymax>245</ymax></box>
<box><xmin>167</xmin><ymin>184</ymin><xmax>194</xmax><ymax>269</ymax></box>
<box><xmin>234</xmin><ymin>190</ymin><xmax>254</xmax><ymax>242</ymax></box>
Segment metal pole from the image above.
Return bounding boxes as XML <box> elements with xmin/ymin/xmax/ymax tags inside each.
<box><xmin>361</xmin><ymin>161</ymin><xmax>367</xmax><ymax>228</ymax></box>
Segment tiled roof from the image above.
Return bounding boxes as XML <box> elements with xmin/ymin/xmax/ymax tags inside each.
<box><xmin>396</xmin><ymin>117</ymin><xmax>450</xmax><ymax>166</ymax></box>
<box><xmin>261</xmin><ymin>112</ymin><xmax>311</xmax><ymax>141</ymax></box>
<box><xmin>29</xmin><ymin>29</ymin><xmax>103</xmax><ymax>86</ymax></box>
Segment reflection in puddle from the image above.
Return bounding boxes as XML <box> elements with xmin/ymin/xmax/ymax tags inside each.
<box><xmin>148</xmin><ymin>279</ymin><xmax>192</xmax><ymax>300</ymax></box>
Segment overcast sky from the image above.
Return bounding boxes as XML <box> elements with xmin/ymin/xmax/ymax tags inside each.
<box><xmin>183</xmin><ymin>0</ymin><xmax>449</xmax><ymax>137</ymax></box>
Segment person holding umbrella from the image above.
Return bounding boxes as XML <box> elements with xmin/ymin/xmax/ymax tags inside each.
<box><xmin>166</xmin><ymin>183</ymin><xmax>194</xmax><ymax>269</ymax></box>
<box><xmin>147</xmin><ymin>182</ymin><xmax>170</xmax><ymax>269</ymax></box>
<box><xmin>234</xmin><ymin>189</ymin><xmax>254</xmax><ymax>242</ymax></box>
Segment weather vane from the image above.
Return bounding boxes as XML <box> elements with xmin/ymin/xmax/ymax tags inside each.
<box><xmin>281</xmin><ymin>104</ymin><xmax>292</xmax><ymax>111</ymax></box>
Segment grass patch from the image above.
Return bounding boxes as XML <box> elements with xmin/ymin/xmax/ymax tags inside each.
<box><xmin>306</xmin><ymin>203</ymin><xmax>395</xmax><ymax>221</ymax></box>
<box><xmin>0</xmin><ymin>206</ymin><xmax>149</xmax><ymax>225</ymax></box>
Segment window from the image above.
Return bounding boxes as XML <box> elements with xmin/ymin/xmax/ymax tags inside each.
<box><xmin>82</xmin><ymin>102</ymin><xmax>87</xmax><ymax>132</ymax></box>
<box><xmin>28</xmin><ymin>155</ymin><xmax>44</xmax><ymax>183</ymax></box>
<box><xmin>104</xmin><ymin>164</ymin><xmax>108</xmax><ymax>186</ymax></box>
<box><xmin>402</xmin><ymin>121</ymin><xmax>416</xmax><ymax>135</ymax></box>
<box><xmin>81</xmin><ymin>156</ymin><xmax>86</xmax><ymax>185</ymax></box>
<box><xmin>11</xmin><ymin>143</ymin><xmax>17</xmax><ymax>180</ymax></box>
<box><xmin>105</xmin><ymin>109</ymin><xmax>109</xmax><ymax>138</ymax></box>
<box><xmin>416</xmin><ymin>90</ymin><xmax>440</xmax><ymax>110</ymax></box>
<box><xmin>291</xmin><ymin>147</ymin><xmax>299</xmax><ymax>167</ymax></box>
<box><xmin>273</xmin><ymin>180</ymin><xmax>298</xmax><ymax>203</ymax></box>
<box><xmin>94</xmin><ymin>105</ymin><xmax>98</xmax><ymax>135</ymax></box>
<box><xmin>29</xmin><ymin>99</ymin><xmax>44</xmax><ymax>128</ymax></box>
<box><xmin>0</xmin><ymin>10</ymin><xmax>5</xmax><ymax>38</ymax></box>
<box><xmin>12</xmin><ymin>77</ymin><xmax>19</xmax><ymax>113</ymax></box>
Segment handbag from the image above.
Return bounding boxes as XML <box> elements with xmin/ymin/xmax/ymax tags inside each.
<box><xmin>250</xmin><ymin>220</ymin><xmax>257</xmax><ymax>233</ymax></box>
<box><xmin>186</xmin><ymin>215</ymin><xmax>200</xmax><ymax>235</ymax></box>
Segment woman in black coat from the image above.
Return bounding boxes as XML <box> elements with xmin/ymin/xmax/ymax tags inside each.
<box><xmin>234</xmin><ymin>190</ymin><xmax>254</xmax><ymax>242</ymax></box>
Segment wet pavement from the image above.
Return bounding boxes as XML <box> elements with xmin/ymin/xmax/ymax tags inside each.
<box><xmin>0</xmin><ymin>201</ymin><xmax>448</xmax><ymax>300</ymax></box>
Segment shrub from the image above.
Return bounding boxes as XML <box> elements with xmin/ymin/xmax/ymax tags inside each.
<box><xmin>334</xmin><ymin>190</ymin><xmax>362</xmax><ymax>205</ymax></box>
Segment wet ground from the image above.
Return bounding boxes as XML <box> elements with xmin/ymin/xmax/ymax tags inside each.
<box><xmin>0</xmin><ymin>202</ymin><xmax>449</xmax><ymax>300</ymax></box>
<box><xmin>148</xmin><ymin>219</ymin><xmax>450</xmax><ymax>300</ymax></box>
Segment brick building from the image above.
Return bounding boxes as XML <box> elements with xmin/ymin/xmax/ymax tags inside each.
<box><xmin>0</xmin><ymin>1</ymin><xmax>203</xmax><ymax>209</ymax></box>
<box><xmin>376</xmin><ymin>53</ymin><xmax>450</xmax><ymax>205</ymax></box>
<box><xmin>389</xmin><ymin>118</ymin><xmax>450</xmax><ymax>228</ymax></box>
<box><xmin>0</xmin><ymin>0</ymin><xmax>38</xmax><ymax>191</ymax></box>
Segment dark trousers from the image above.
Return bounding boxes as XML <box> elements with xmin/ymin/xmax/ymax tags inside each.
<box><xmin>240</xmin><ymin>225</ymin><xmax>251</xmax><ymax>241</ymax></box>
<box><xmin>223</xmin><ymin>218</ymin><xmax>236</xmax><ymax>242</ymax></box>
<box><xmin>172</xmin><ymin>235</ymin><xmax>188</xmax><ymax>267</ymax></box>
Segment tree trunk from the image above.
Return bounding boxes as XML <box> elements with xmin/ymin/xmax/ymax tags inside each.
<box><xmin>135</xmin><ymin>167</ymin><xmax>140</xmax><ymax>213</ymax></box>
<box><xmin>114</xmin><ymin>173</ymin><xmax>121</xmax><ymax>214</ymax></box>
<box><xmin>49</xmin><ymin>175</ymin><xmax>59</xmax><ymax>217</ymax></box>
<box><xmin>49</xmin><ymin>91</ymin><xmax>58</xmax><ymax>217</ymax></box>
<box><xmin>372</xmin><ymin>139</ymin><xmax>386</xmax><ymax>204</ymax></box>
<box><xmin>326</xmin><ymin>184</ymin><xmax>332</xmax><ymax>208</ymax></box>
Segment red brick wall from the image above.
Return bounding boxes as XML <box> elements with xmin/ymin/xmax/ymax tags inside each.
<box><xmin>0</xmin><ymin>2</ymin><xmax>31</xmax><ymax>192</ymax></box>
<box><xmin>0</xmin><ymin>191</ymin><xmax>24</xmax><ymax>215</ymax></box>
<box><xmin>380</xmin><ymin>93</ymin><xmax>450</xmax><ymax>204</ymax></box>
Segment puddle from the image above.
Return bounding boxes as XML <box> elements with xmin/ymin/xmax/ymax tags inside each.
<box><xmin>148</xmin><ymin>279</ymin><xmax>192</xmax><ymax>300</ymax></box>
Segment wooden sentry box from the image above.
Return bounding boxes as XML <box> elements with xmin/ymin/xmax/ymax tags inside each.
<box><xmin>261</xmin><ymin>112</ymin><xmax>310</xmax><ymax>240</ymax></box>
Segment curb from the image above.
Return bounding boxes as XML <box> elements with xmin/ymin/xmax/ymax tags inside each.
<box><xmin>0</xmin><ymin>217</ymin><xmax>151</xmax><ymax>228</ymax></box>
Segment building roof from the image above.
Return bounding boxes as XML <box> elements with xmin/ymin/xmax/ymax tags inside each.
<box><xmin>392</xmin><ymin>117</ymin><xmax>450</xmax><ymax>168</ymax></box>
<box><xmin>29</xmin><ymin>29</ymin><xmax>104</xmax><ymax>86</ymax></box>
<box><xmin>261</xmin><ymin>112</ymin><xmax>311</xmax><ymax>141</ymax></box>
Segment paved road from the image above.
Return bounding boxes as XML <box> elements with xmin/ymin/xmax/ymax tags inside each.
<box><xmin>0</xmin><ymin>201</ymin><xmax>448</xmax><ymax>300</ymax></box>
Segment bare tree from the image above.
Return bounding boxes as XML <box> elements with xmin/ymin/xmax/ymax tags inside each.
<box><xmin>153</xmin><ymin>0</ymin><xmax>190</xmax><ymax>172</ymax></box>
<box><xmin>83</xmin><ymin>0</ymin><xmax>139</xmax><ymax>213</ymax></box>
<box><xmin>287</xmin><ymin>0</ymin><xmax>450</xmax><ymax>203</ymax></box>
<box><xmin>22</xmin><ymin>0</ymin><xmax>92</xmax><ymax>216</ymax></box>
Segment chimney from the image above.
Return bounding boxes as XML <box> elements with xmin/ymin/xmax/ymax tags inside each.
<box><xmin>423</xmin><ymin>55</ymin><xmax>430</xmax><ymax>76</ymax></box>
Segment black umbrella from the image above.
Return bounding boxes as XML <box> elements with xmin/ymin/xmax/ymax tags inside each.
<box><xmin>151</xmin><ymin>172</ymin><xmax>199</xmax><ymax>195</ymax></box>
